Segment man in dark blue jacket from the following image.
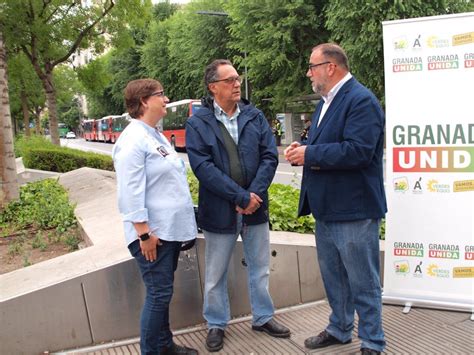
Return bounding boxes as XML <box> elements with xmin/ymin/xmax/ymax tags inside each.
<box><xmin>285</xmin><ymin>44</ymin><xmax>387</xmax><ymax>355</ymax></box>
<box><xmin>186</xmin><ymin>59</ymin><xmax>290</xmax><ymax>352</ymax></box>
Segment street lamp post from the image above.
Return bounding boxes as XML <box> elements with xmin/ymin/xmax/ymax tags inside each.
<box><xmin>196</xmin><ymin>10</ymin><xmax>249</xmax><ymax>100</ymax></box>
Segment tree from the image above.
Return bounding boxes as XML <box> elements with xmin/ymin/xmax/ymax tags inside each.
<box><xmin>225</xmin><ymin>0</ymin><xmax>329</xmax><ymax>114</ymax></box>
<box><xmin>0</xmin><ymin>30</ymin><xmax>19</xmax><ymax>209</ymax></box>
<box><xmin>76</xmin><ymin>54</ymin><xmax>114</xmax><ymax>119</ymax></box>
<box><xmin>58</xmin><ymin>97</ymin><xmax>81</xmax><ymax>131</ymax></box>
<box><xmin>7</xmin><ymin>52</ymin><xmax>45</xmax><ymax>136</ymax></box>
<box><xmin>324</xmin><ymin>0</ymin><xmax>474</xmax><ymax>103</ymax></box>
<box><xmin>55</xmin><ymin>65</ymin><xmax>84</xmax><ymax>130</ymax></box>
<box><xmin>1</xmin><ymin>0</ymin><xmax>150</xmax><ymax>145</ymax></box>
<box><xmin>79</xmin><ymin>2</ymin><xmax>164</xmax><ymax>118</ymax></box>
<box><xmin>141</xmin><ymin>0</ymin><xmax>236</xmax><ymax>101</ymax></box>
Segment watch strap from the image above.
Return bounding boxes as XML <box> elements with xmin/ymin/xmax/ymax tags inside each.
<box><xmin>139</xmin><ymin>232</ymin><xmax>150</xmax><ymax>241</ymax></box>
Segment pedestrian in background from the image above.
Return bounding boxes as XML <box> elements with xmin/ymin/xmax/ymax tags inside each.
<box><xmin>285</xmin><ymin>43</ymin><xmax>387</xmax><ymax>355</ymax></box>
<box><xmin>300</xmin><ymin>118</ymin><xmax>311</xmax><ymax>143</ymax></box>
<box><xmin>186</xmin><ymin>59</ymin><xmax>290</xmax><ymax>352</ymax></box>
<box><xmin>113</xmin><ymin>79</ymin><xmax>198</xmax><ymax>355</ymax></box>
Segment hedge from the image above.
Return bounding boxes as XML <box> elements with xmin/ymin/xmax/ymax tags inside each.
<box><xmin>16</xmin><ymin>135</ymin><xmax>114</xmax><ymax>172</ymax></box>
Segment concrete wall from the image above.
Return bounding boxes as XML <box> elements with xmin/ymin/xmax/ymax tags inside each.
<box><xmin>0</xmin><ymin>167</ymin><xmax>385</xmax><ymax>354</ymax></box>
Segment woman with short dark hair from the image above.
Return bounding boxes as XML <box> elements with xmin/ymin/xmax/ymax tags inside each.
<box><xmin>113</xmin><ymin>79</ymin><xmax>198</xmax><ymax>355</ymax></box>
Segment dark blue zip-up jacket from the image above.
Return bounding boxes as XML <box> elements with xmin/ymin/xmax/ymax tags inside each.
<box><xmin>185</xmin><ymin>98</ymin><xmax>278</xmax><ymax>233</ymax></box>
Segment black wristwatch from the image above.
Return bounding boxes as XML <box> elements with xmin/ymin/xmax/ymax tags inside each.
<box><xmin>139</xmin><ymin>232</ymin><xmax>150</xmax><ymax>241</ymax></box>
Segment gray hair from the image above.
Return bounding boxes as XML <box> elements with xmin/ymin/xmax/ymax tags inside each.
<box><xmin>204</xmin><ymin>59</ymin><xmax>233</xmax><ymax>95</ymax></box>
<box><xmin>312</xmin><ymin>43</ymin><xmax>350</xmax><ymax>71</ymax></box>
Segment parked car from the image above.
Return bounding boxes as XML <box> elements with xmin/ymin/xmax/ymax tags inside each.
<box><xmin>66</xmin><ymin>131</ymin><xmax>76</xmax><ymax>139</ymax></box>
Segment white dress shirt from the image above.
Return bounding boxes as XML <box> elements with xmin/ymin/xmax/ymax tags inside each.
<box><xmin>318</xmin><ymin>72</ymin><xmax>353</xmax><ymax>126</ymax></box>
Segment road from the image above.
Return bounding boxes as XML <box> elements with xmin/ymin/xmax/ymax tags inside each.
<box><xmin>61</xmin><ymin>138</ymin><xmax>303</xmax><ymax>188</ymax></box>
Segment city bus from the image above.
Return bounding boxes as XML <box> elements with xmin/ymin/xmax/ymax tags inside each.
<box><xmin>159</xmin><ymin>99</ymin><xmax>201</xmax><ymax>150</ymax></box>
<box><xmin>58</xmin><ymin>123</ymin><xmax>69</xmax><ymax>138</ymax></box>
<box><xmin>82</xmin><ymin>119</ymin><xmax>97</xmax><ymax>141</ymax></box>
<box><xmin>83</xmin><ymin>114</ymin><xmax>130</xmax><ymax>143</ymax></box>
<box><xmin>110</xmin><ymin>114</ymin><xmax>131</xmax><ymax>143</ymax></box>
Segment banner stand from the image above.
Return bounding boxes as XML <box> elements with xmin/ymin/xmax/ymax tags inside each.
<box><xmin>382</xmin><ymin>12</ymin><xmax>474</xmax><ymax>314</ymax></box>
<box><xmin>382</xmin><ymin>295</ymin><xmax>474</xmax><ymax>314</ymax></box>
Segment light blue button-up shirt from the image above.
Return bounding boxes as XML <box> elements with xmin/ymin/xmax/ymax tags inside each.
<box><xmin>112</xmin><ymin>119</ymin><xmax>197</xmax><ymax>246</ymax></box>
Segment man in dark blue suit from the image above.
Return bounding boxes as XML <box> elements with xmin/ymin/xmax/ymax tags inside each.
<box><xmin>285</xmin><ymin>43</ymin><xmax>387</xmax><ymax>355</ymax></box>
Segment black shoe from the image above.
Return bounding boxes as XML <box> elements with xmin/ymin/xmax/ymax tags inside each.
<box><xmin>252</xmin><ymin>319</ymin><xmax>291</xmax><ymax>338</ymax></box>
<box><xmin>161</xmin><ymin>342</ymin><xmax>198</xmax><ymax>355</ymax></box>
<box><xmin>304</xmin><ymin>330</ymin><xmax>351</xmax><ymax>349</ymax></box>
<box><xmin>361</xmin><ymin>348</ymin><xmax>381</xmax><ymax>355</ymax></box>
<box><xmin>205</xmin><ymin>328</ymin><xmax>224</xmax><ymax>352</ymax></box>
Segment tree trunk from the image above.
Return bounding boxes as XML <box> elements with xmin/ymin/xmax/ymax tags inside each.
<box><xmin>0</xmin><ymin>31</ymin><xmax>19</xmax><ymax>209</ymax></box>
<box><xmin>34</xmin><ymin>107</ymin><xmax>41</xmax><ymax>135</ymax></box>
<box><xmin>20</xmin><ymin>89</ymin><xmax>30</xmax><ymax>137</ymax></box>
<box><xmin>42</xmin><ymin>71</ymin><xmax>59</xmax><ymax>145</ymax></box>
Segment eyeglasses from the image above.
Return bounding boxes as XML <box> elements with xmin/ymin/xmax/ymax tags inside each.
<box><xmin>211</xmin><ymin>76</ymin><xmax>242</xmax><ymax>85</ymax></box>
<box><xmin>148</xmin><ymin>90</ymin><xmax>165</xmax><ymax>97</ymax></box>
<box><xmin>308</xmin><ymin>61</ymin><xmax>331</xmax><ymax>70</ymax></box>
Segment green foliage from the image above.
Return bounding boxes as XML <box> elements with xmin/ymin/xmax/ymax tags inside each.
<box><xmin>8</xmin><ymin>241</ymin><xmax>23</xmax><ymax>256</ymax></box>
<box><xmin>14</xmin><ymin>135</ymin><xmax>114</xmax><ymax>172</ymax></box>
<box><xmin>32</xmin><ymin>233</ymin><xmax>48</xmax><ymax>251</ymax></box>
<box><xmin>23</xmin><ymin>254</ymin><xmax>32</xmax><ymax>267</ymax></box>
<box><xmin>324</xmin><ymin>0</ymin><xmax>473</xmax><ymax>104</ymax></box>
<box><xmin>1</xmin><ymin>0</ymin><xmax>150</xmax><ymax>143</ymax></box>
<box><xmin>14</xmin><ymin>135</ymin><xmax>52</xmax><ymax>158</ymax></box>
<box><xmin>78</xmin><ymin>11</ymin><xmax>153</xmax><ymax>118</ymax></box>
<box><xmin>57</xmin><ymin>97</ymin><xmax>81</xmax><ymax>131</ymax></box>
<box><xmin>380</xmin><ymin>219</ymin><xmax>386</xmax><ymax>240</ymax></box>
<box><xmin>187</xmin><ymin>170</ymin><xmax>315</xmax><ymax>234</ymax></box>
<box><xmin>268</xmin><ymin>183</ymin><xmax>315</xmax><ymax>234</ymax></box>
<box><xmin>107</xmin><ymin>46</ymin><xmax>145</xmax><ymax>110</ymax></box>
<box><xmin>77</xmin><ymin>54</ymin><xmax>118</xmax><ymax>118</ymax></box>
<box><xmin>6</xmin><ymin>52</ymin><xmax>45</xmax><ymax>127</ymax></box>
<box><xmin>187</xmin><ymin>169</ymin><xmax>199</xmax><ymax>205</ymax></box>
<box><xmin>23</xmin><ymin>148</ymin><xmax>114</xmax><ymax>173</ymax></box>
<box><xmin>225</xmin><ymin>0</ymin><xmax>329</xmax><ymax>114</ymax></box>
<box><xmin>141</xmin><ymin>0</ymin><xmax>236</xmax><ymax>102</ymax></box>
<box><xmin>0</xmin><ymin>179</ymin><xmax>77</xmax><ymax>233</ymax></box>
<box><xmin>54</xmin><ymin>65</ymin><xmax>84</xmax><ymax>128</ymax></box>
<box><xmin>62</xmin><ymin>230</ymin><xmax>81</xmax><ymax>251</ymax></box>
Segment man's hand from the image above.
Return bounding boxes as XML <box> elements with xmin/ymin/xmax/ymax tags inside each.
<box><xmin>140</xmin><ymin>235</ymin><xmax>162</xmax><ymax>262</ymax></box>
<box><xmin>236</xmin><ymin>192</ymin><xmax>263</xmax><ymax>215</ymax></box>
<box><xmin>283</xmin><ymin>141</ymin><xmax>301</xmax><ymax>158</ymax></box>
<box><xmin>285</xmin><ymin>141</ymin><xmax>306</xmax><ymax>166</ymax></box>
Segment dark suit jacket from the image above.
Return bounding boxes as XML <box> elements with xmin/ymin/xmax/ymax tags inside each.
<box><xmin>298</xmin><ymin>77</ymin><xmax>387</xmax><ymax>221</ymax></box>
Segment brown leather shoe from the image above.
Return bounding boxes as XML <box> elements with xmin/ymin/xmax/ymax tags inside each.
<box><xmin>252</xmin><ymin>319</ymin><xmax>291</xmax><ymax>338</ymax></box>
<box><xmin>304</xmin><ymin>330</ymin><xmax>351</xmax><ymax>349</ymax></box>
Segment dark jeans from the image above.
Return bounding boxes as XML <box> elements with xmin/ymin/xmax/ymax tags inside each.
<box><xmin>128</xmin><ymin>239</ymin><xmax>182</xmax><ymax>355</ymax></box>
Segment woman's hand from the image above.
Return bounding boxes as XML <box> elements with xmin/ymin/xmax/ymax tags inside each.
<box><xmin>140</xmin><ymin>235</ymin><xmax>162</xmax><ymax>262</ymax></box>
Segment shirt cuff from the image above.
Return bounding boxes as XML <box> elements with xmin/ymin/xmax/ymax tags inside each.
<box><xmin>122</xmin><ymin>208</ymin><xmax>148</xmax><ymax>223</ymax></box>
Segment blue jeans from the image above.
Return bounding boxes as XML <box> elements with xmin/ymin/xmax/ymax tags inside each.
<box><xmin>128</xmin><ymin>239</ymin><xmax>182</xmax><ymax>355</ymax></box>
<box><xmin>203</xmin><ymin>216</ymin><xmax>274</xmax><ymax>329</ymax></box>
<box><xmin>315</xmin><ymin>219</ymin><xmax>385</xmax><ymax>352</ymax></box>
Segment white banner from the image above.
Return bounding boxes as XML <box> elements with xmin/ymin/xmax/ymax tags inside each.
<box><xmin>382</xmin><ymin>13</ymin><xmax>474</xmax><ymax>310</ymax></box>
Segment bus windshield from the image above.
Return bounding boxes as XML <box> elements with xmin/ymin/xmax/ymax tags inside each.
<box><xmin>161</xmin><ymin>100</ymin><xmax>201</xmax><ymax>149</ymax></box>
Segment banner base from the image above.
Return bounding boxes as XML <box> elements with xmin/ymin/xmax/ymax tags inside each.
<box><xmin>383</xmin><ymin>295</ymin><xmax>474</xmax><ymax>314</ymax></box>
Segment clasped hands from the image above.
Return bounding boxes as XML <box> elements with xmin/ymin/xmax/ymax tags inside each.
<box><xmin>284</xmin><ymin>141</ymin><xmax>306</xmax><ymax>166</ymax></box>
<box><xmin>236</xmin><ymin>192</ymin><xmax>262</xmax><ymax>215</ymax></box>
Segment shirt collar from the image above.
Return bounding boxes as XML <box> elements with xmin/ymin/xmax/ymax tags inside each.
<box><xmin>322</xmin><ymin>72</ymin><xmax>352</xmax><ymax>103</ymax></box>
<box><xmin>133</xmin><ymin>117</ymin><xmax>157</xmax><ymax>133</ymax></box>
<box><xmin>213</xmin><ymin>100</ymin><xmax>240</xmax><ymax>120</ymax></box>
